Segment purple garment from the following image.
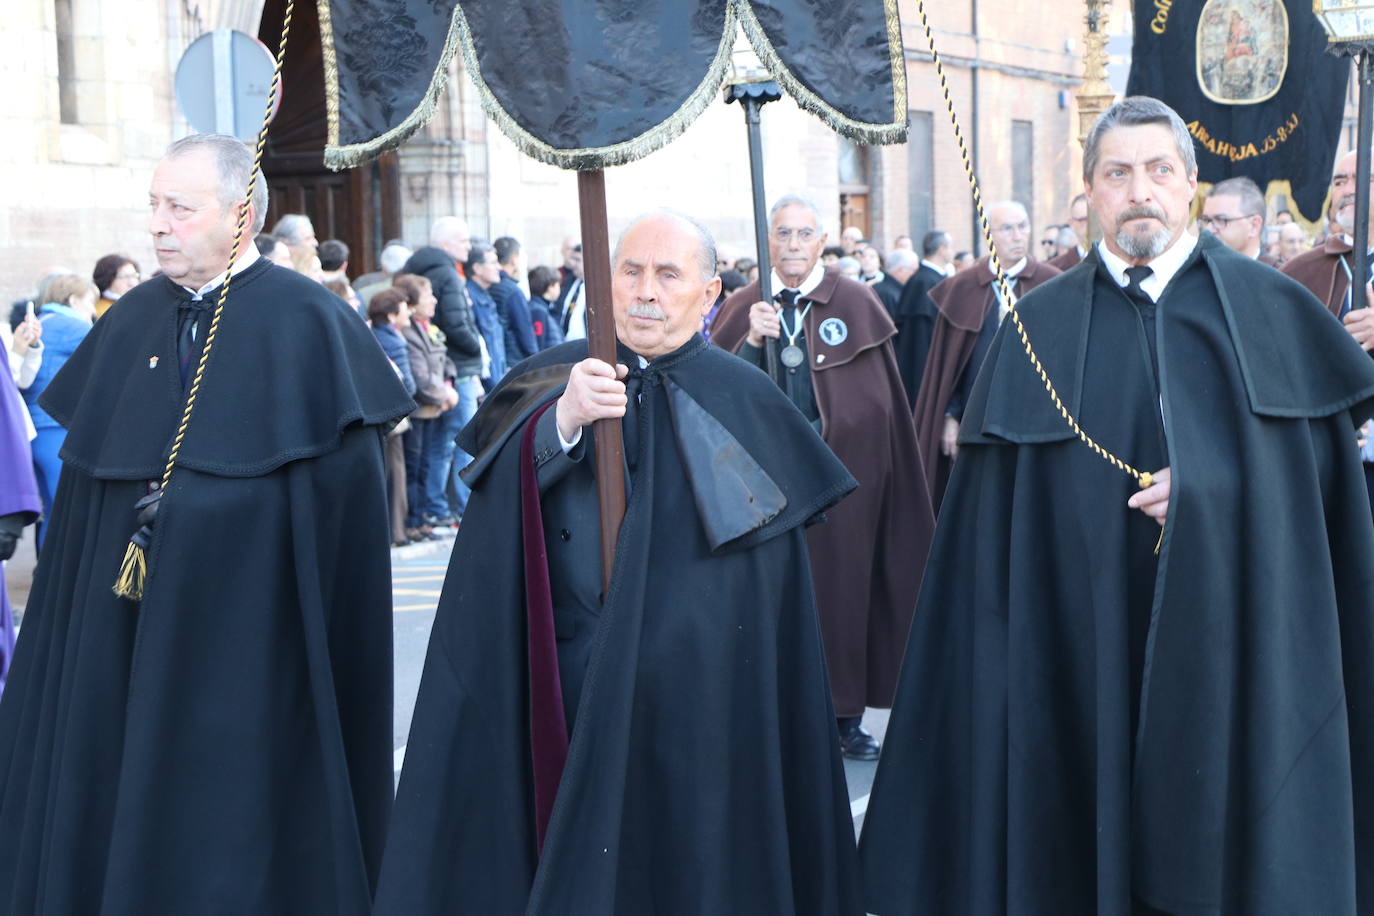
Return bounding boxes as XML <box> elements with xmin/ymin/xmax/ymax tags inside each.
<box><xmin>0</xmin><ymin>369</ymin><xmax>41</xmax><ymax>691</ymax></box>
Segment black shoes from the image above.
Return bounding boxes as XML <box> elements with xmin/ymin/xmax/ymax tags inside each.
<box><xmin>838</xmin><ymin>718</ymin><xmax>880</xmax><ymax>761</ymax></box>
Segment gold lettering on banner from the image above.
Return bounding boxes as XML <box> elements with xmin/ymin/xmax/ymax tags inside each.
<box><xmin>1152</xmin><ymin>0</ymin><xmax>1173</xmax><ymax>34</ymax></box>
<box><xmin>1185</xmin><ymin>111</ymin><xmax>1299</xmax><ymax>162</ymax></box>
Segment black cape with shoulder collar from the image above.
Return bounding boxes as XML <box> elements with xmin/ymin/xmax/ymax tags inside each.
<box><xmin>375</xmin><ymin>335</ymin><xmax>865</xmax><ymax>915</ymax></box>
<box><xmin>0</xmin><ymin>261</ymin><xmax>413</xmax><ymax>914</ymax></box>
<box><xmin>861</xmin><ymin>235</ymin><xmax>1374</xmax><ymax>914</ymax></box>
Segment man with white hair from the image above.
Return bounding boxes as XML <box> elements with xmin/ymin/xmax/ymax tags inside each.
<box><xmin>377</xmin><ymin>210</ymin><xmax>864</xmax><ymax>913</ymax></box>
<box><xmin>271</xmin><ymin>212</ymin><xmax>318</xmax><ymax>261</ymax></box>
<box><xmin>912</xmin><ymin>199</ymin><xmax>1060</xmax><ymax>508</ymax></box>
<box><xmin>711</xmin><ymin>194</ymin><xmax>933</xmax><ymax>762</ymax></box>
<box><xmin>0</xmin><ymin>133</ymin><xmax>413</xmax><ymax>913</ymax></box>
<box><xmin>353</xmin><ymin>240</ymin><xmax>413</xmax><ymax>306</ymax></box>
<box><xmin>1283</xmin><ymin>148</ymin><xmax>1374</xmax><ymax>324</ymax></box>
<box><xmin>864</xmin><ymin>95</ymin><xmax>1374</xmax><ymax>916</ymax></box>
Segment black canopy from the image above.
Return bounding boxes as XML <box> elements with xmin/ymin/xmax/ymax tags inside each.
<box><xmin>319</xmin><ymin>0</ymin><xmax>907</xmax><ymax>170</ymax></box>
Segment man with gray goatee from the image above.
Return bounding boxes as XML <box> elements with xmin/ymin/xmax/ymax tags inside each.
<box><xmin>862</xmin><ymin>95</ymin><xmax>1374</xmax><ymax>916</ymax></box>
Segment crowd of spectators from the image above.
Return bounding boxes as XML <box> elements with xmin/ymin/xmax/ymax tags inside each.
<box><xmin>5</xmin><ymin>199</ymin><xmax>1340</xmax><ymax>552</ymax></box>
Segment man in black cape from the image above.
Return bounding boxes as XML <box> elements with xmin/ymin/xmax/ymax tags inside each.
<box><xmin>861</xmin><ymin>97</ymin><xmax>1374</xmax><ymax>914</ymax></box>
<box><xmin>0</xmin><ymin>134</ymin><xmax>413</xmax><ymax>915</ymax></box>
<box><xmin>375</xmin><ymin>211</ymin><xmax>863</xmax><ymax>915</ymax></box>
<box><xmin>890</xmin><ymin>229</ymin><xmax>952</xmax><ymax>403</ymax></box>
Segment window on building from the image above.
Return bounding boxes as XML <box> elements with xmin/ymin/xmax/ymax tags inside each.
<box><xmin>1012</xmin><ymin>120</ymin><xmax>1034</xmax><ymax>226</ymax></box>
<box><xmin>907</xmin><ymin>111</ymin><xmax>934</xmax><ymax>239</ymax></box>
<box><xmin>55</xmin><ymin>0</ymin><xmax>78</xmax><ymax>124</ymax></box>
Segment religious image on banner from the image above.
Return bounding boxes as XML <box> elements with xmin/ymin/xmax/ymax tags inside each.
<box><xmin>1197</xmin><ymin>0</ymin><xmax>1288</xmax><ymax>104</ymax></box>
<box><xmin>1127</xmin><ymin>0</ymin><xmax>1347</xmax><ymax>226</ymax></box>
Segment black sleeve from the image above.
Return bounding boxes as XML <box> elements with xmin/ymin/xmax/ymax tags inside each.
<box><xmin>431</xmin><ymin>272</ymin><xmax>482</xmax><ymax>359</ymax></box>
<box><xmin>534</xmin><ymin>407</ymin><xmax>587</xmax><ymax>492</ymax></box>
<box><xmin>737</xmin><ymin>341</ymin><xmax>767</xmax><ymax>369</ymax></box>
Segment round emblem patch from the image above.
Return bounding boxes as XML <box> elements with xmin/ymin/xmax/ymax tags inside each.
<box><xmin>817</xmin><ymin>317</ymin><xmax>848</xmax><ymax>346</ymax></box>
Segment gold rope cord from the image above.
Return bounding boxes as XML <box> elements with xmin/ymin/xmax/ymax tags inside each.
<box><xmin>113</xmin><ymin>0</ymin><xmax>297</xmax><ymax>599</ymax></box>
<box><xmin>913</xmin><ymin>0</ymin><xmax>1154</xmax><ymax>492</ymax></box>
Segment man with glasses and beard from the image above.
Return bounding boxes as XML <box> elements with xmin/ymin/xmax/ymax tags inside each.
<box><xmin>862</xmin><ymin>96</ymin><xmax>1374</xmax><ymax>915</ymax></box>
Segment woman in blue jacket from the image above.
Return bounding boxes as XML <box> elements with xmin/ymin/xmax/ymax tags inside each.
<box><xmin>22</xmin><ymin>274</ymin><xmax>97</xmax><ymax>546</ymax></box>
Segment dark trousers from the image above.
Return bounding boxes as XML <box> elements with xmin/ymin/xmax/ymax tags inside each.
<box><xmin>403</xmin><ymin>418</ymin><xmax>434</xmax><ymax>528</ymax></box>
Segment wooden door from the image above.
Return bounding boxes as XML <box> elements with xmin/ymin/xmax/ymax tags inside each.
<box><xmin>256</xmin><ymin>0</ymin><xmax>401</xmax><ymax>277</ymax></box>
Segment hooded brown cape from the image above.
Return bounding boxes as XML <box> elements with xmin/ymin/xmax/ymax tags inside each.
<box><xmin>710</xmin><ymin>270</ymin><xmax>933</xmax><ymax>715</ymax></box>
<box><xmin>1281</xmin><ymin>235</ymin><xmax>1357</xmax><ymax>317</ymax></box>
<box><xmin>913</xmin><ymin>255</ymin><xmax>1060</xmax><ymax>509</ymax></box>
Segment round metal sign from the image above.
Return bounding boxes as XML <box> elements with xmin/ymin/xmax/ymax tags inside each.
<box><xmin>175</xmin><ymin>29</ymin><xmax>280</xmax><ymax>141</ymax></box>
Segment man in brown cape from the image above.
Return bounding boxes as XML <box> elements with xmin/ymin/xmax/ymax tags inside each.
<box><xmin>913</xmin><ymin>200</ymin><xmax>1061</xmax><ymax>509</ymax></box>
<box><xmin>1048</xmin><ymin>194</ymin><xmax>1090</xmax><ymax>271</ymax></box>
<box><xmin>710</xmin><ymin>194</ymin><xmax>933</xmax><ymax>760</ymax></box>
<box><xmin>1282</xmin><ymin>149</ymin><xmax>1374</xmax><ymax>322</ymax></box>
<box><xmin>1283</xmin><ymin>148</ymin><xmax>1374</xmax><ymax>514</ymax></box>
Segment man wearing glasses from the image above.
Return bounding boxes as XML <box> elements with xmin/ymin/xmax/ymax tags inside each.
<box><xmin>710</xmin><ymin>194</ymin><xmax>933</xmax><ymax>762</ymax></box>
<box><xmin>1049</xmin><ymin>193</ymin><xmax>1091</xmax><ymax>270</ymax></box>
<box><xmin>1198</xmin><ymin>176</ymin><xmax>1276</xmax><ymax>265</ymax></box>
<box><xmin>911</xmin><ymin>200</ymin><xmax>1060</xmax><ymax>508</ymax></box>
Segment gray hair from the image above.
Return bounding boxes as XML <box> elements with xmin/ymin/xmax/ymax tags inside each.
<box><xmin>430</xmin><ymin>216</ymin><xmax>470</xmax><ymax>247</ymax></box>
<box><xmin>886</xmin><ymin>248</ymin><xmax>919</xmax><ymax>271</ymax></box>
<box><xmin>921</xmin><ymin>230</ymin><xmax>950</xmax><ymax>257</ymax></box>
<box><xmin>272</xmin><ymin>213</ymin><xmax>314</xmax><ymax>245</ymax></box>
<box><xmin>769</xmin><ymin>194</ymin><xmax>826</xmax><ymax>235</ymax></box>
<box><xmin>1208</xmin><ymin>176</ymin><xmax>1266</xmax><ymax>225</ymax></box>
<box><xmin>612</xmin><ymin>209</ymin><xmax>718</xmax><ymax>282</ymax></box>
<box><xmin>1083</xmin><ymin>96</ymin><xmax>1198</xmax><ymax>183</ymax></box>
<box><xmin>988</xmin><ymin>200</ymin><xmax>1029</xmax><ymax>225</ymax></box>
<box><xmin>165</xmin><ymin>133</ymin><xmax>269</xmax><ymax>234</ymax></box>
<box><xmin>379</xmin><ymin>243</ymin><xmax>412</xmax><ymax>275</ymax></box>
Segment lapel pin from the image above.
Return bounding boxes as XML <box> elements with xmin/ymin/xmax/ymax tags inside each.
<box><xmin>816</xmin><ymin>354</ymin><xmax>826</xmax><ymax>364</ymax></box>
<box><xmin>148</xmin><ymin>356</ymin><xmax>159</xmax><ymax>369</ymax></box>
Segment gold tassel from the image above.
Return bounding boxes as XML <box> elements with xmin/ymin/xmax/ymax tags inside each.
<box><xmin>112</xmin><ymin>540</ymin><xmax>147</xmax><ymax>601</ymax></box>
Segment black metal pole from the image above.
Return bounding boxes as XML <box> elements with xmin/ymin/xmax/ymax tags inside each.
<box><xmin>1354</xmin><ymin>50</ymin><xmax>1373</xmax><ymax>310</ymax></box>
<box><xmin>742</xmin><ymin>96</ymin><xmax>782</xmax><ymax>385</ymax></box>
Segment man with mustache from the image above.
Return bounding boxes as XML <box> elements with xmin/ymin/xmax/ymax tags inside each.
<box><xmin>1283</xmin><ymin>149</ymin><xmax>1374</xmax><ymax>327</ymax></box>
<box><xmin>862</xmin><ymin>96</ymin><xmax>1374</xmax><ymax>914</ymax></box>
<box><xmin>376</xmin><ymin>211</ymin><xmax>866</xmax><ymax>914</ymax></box>
<box><xmin>710</xmin><ymin>194</ymin><xmax>933</xmax><ymax>762</ymax></box>
<box><xmin>1282</xmin><ymin>150</ymin><xmax>1374</xmax><ymax>514</ymax></box>
<box><xmin>911</xmin><ymin>200</ymin><xmax>1061</xmax><ymax>509</ymax></box>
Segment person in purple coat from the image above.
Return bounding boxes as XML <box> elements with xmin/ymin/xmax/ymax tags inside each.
<box><xmin>0</xmin><ymin>366</ymin><xmax>40</xmax><ymax>692</ymax></box>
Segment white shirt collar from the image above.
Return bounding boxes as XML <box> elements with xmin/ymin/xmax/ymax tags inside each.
<box><xmin>1096</xmin><ymin>232</ymin><xmax>1198</xmax><ymax>302</ymax></box>
<box><xmin>772</xmin><ymin>261</ymin><xmax>826</xmax><ymax>299</ymax></box>
<box><xmin>179</xmin><ymin>245</ymin><xmax>261</xmax><ymax>299</ymax></box>
<box><xmin>987</xmin><ymin>256</ymin><xmax>1028</xmax><ymax>279</ymax></box>
<box><xmin>920</xmin><ymin>259</ymin><xmax>945</xmax><ymax>275</ymax></box>
<box><xmin>864</xmin><ymin>271</ymin><xmax>885</xmax><ymax>285</ymax></box>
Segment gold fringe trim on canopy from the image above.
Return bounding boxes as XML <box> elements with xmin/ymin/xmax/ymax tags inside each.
<box><xmin>734</xmin><ymin>0</ymin><xmax>908</xmax><ymax>145</ymax></box>
<box><xmin>323</xmin><ymin>1</ymin><xmax>742</xmax><ymax>171</ymax></box>
<box><xmin>321</xmin><ymin>0</ymin><xmax>910</xmax><ymax>171</ymax></box>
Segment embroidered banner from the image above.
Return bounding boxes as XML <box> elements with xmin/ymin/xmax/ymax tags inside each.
<box><xmin>1127</xmin><ymin>0</ymin><xmax>1347</xmax><ymax>223</ymax></box>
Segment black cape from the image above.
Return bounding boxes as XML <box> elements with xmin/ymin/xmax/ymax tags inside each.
<box><xmin>0</xmin><ymin>260</ymin><xmax>414</xmax><ymax>914</ymax></box>
<box><xmin>860</xmin><ymin>236</ymin><xmax>1374</xmax><ymax>914</ymax></box>
<box><xmin>374</xmin><ymin>335</ymin><xmax>865</xmax><ymax>915</ymax></box>
<box><xmin>891</xmin><ymin>263</ymin><xmax>945</xmax><ymax>405</ymax></box>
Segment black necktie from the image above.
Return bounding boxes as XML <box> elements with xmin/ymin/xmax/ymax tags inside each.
<box><xmin>621</xmin><ymin>369</ymin><xmax>645</xmax><ymax>469</ymax></box>
<box><xmin>775</xmin><ymin>288</ymin><xmax>800</xmax><ymax>340</ymax></box>
<box><xmin>177</xmin><ymin>296</ymin><xmax>216</xmax><ymax>387</ymax></box>
<box><xmin>1124</xmin><ymin>265</ymin><xmax>1154</xmax><ymax>304</ymax></box>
